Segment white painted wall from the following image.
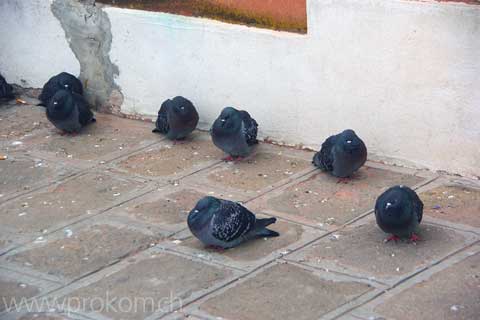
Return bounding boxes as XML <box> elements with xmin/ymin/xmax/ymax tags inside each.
<box><xmin>107</xmin><ymin>0</ymin><xmax>480</xmax><ymax>177</ymax></box>
<box><xmin>0</xmin><ymin>0</ymin><xmax>478</xmax><ymax>177</ymax></box>
<box><xmin>0</xmin><ymin>0</ymin><xmax>80</xmax><ymax>88</ymax></box>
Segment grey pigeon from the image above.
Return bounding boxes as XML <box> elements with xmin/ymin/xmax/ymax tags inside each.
<box><xmin>187</xmin><ymin>196</ymin><xmax>279</xmax><ymax>249</ymax></box>
<box><xmin>39</xmin><ymin>72</ymin><xmax>83</xmax><ymax>106</ymax></box>
<box><xmin>210</xmin><ymin>107</ymin><xmax>258</xmax><ymax>161</ymax></box>
<box><xmin>313</xmin><ymin>129</ymin><xmax>367</xmax><ymax>178</ymax></box>
<box><xmin>46</xmin><ymin>89</ymin><xmax>95</xmax><ymax>134</ymax></box>
<box><xmin>152</xmin><ymin>96</ymin><xmax>199</xmax><ymax>140</ymax></box>
<box><xmin>375</xmin><ymin>185</ymin><xmax>423</xmax><ymax>242</ymax></box>
<box><xmin>0</xmin><ymin>74</ymin><xmax>14</xmax><ymax>100</ymax></box>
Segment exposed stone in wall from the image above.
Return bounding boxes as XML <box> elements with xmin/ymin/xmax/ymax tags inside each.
<box><xmin>51</xmin><ymin>0</ymin><xmax>123</xmax><ymax>113</ymax></box>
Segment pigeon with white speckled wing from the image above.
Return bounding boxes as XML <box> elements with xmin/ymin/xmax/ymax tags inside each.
<box><xmin>187</xmin><ymin>196</ymin><xmax>279</xmax><ymax>249</ymax></box>
<box><xmin>210</xmin><ymin>107</ymin><xmax>258</xmax><ymax>161</ymax></box>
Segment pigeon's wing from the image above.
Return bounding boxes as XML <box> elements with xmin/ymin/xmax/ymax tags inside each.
<box><xmin>211</xmin><ymin>201</ymin><xmax>256</xmax><ymax>242</ymax></box>
<box><xmin>316</xmin><ymin>135</ymin><xmax>337</xmax><ymax>172</ymax></box>
<box><xmin>75</xmin><ymin>94</ymin><xmax>94</xmax><ymax>126</ymax></box>
<box><xmin>39</xmin><ymin>77</ymin><xmax>59</xmax><ymax>103</ymax></box>
<box><xmin>153</xmin><ymin>100</ymin><xmax>170</xmax><ymax>133</ymax></box>
<box><xmin>403</xmin><ymin>187</ymin><xmax>424</xmax><ymax>223</ymax></box>
<box><xmin>71</xmin><ymin>77</ymin><xmax>83</xmax><ymax>95</ymax></box>
<box><xmin>239</xmin><ymin>111</ymin><xmax>258</xmax><ymax>146</ymax></box>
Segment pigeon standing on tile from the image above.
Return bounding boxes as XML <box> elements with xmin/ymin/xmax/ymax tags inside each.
<box><xmin>0</xmin><ymin>73</ymin><xmax>14</xmax><ymax>100</ymax></box>
<box><xmin>187</xmin><ymin>196</ymin><xmax>279</xmax><ymax>249</ymax></box>
<box><xmin>46</xmin><ymin>89</ymin><xmax>95</xmax><ymax>134</ymax></box>
<box><xmin>152</xmin><ymin>96</ymin><xmax>199</xmax><ymax>141</ymax></box>
<box><xmin>313</xmin><ymin>129</ymin><xmax>367</xmax><ymax>180</ymax></box>
<box><xmin>39</xmin><ymin>72</ymin><xmax>83</xmax><ymax>106</ymax></box>
<box><xmin>375</xmin><ymin>185</ymin><xmax>423</xmax><ymax>243</ymax></box>
<box><xmin>210</xmin><ymin>107</ymin><xmax>258</xmax><ymax>161</ymax></box>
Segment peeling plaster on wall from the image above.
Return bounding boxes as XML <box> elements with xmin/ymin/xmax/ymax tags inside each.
<box><xmin>51</xmin><ymin>0</ymin><xmax>122</xmax><ymax>113</ymax></box>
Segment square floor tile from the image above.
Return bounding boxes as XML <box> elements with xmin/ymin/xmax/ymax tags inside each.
<box><xmin>0</xmin><ymin>155</ymin><xmax>72</xmax><ymax>200</ymax></box>
<box><xmin>373</xmin><ymin>252</ymin><xmax>480</xmax><ymax>320</ymax></box>
<box><xmin>0</xmin><ymin>172</ymin><xmax>150</xmax><ymax>236</ymax></box>
<box><xmin>6</xmin><ymin>223</ymin><xmax>160</xmax><ymax>282</ymax></box>
<box><xmin>187</xmin><ymin>146</ymin><xmax>313</xmax><ymax>199</ymax></box>
<box><xmin>24</xmin><ymin>113</ymin><xmax>160</xmax><ymax>166</ymax></box>
<box><xmin>249</xmin><ymin>166</ymin><xmax>424</xmax><ymax>228</ymax></box>
<box><xmin>421</xmin><ymin>185</ymin><xmax>480</xmax><ymax>229</ymax></box>
<box><xmin>111</xmin><ymin>132</ymin><xmax>222</xmax><ymax>180</ymax></box>
<box><xmin>198</xmin><ymin>263</ymin><xmax>373</xmax><ymax>320</ymax></box>
<box><xmin>0</xmin><ymin>269</ymin><xmax>58</xmax><ymax>313</ymax></box>
<box><xmin>61</xmin><ymin>253</ymin><xmax>234</xmax><ymax>320</ymax></box>
<box><xmin>109</xmin><ymin>187</ymin><xmax>211</xmax><ymax>232</ymax></box>
<box><xmin>0</xmin><ymin>105</ymin><xmax>50</xmax><ymax>146</ymax></box>
<box><xmin>287</xmin><ymin>218</ymin><xmax>476</xmax><ymax>285</ymax></box>
<box><xmin>167</xmin><ymin>216</ymin><xmax>322</xmax><ymax>270</ymax></box>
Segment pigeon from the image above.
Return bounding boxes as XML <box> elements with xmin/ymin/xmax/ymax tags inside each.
<box><xmin>375</xmin><ymin>185</ymin><xmax>423</xmax><ymax>243</ymax></box>
<box><xmin>313</xmin><ymin>129</ymin><xmax>367</xmax><ymax>179</ymax></box>
<box><xmin>39</xmin><ymin>72</ymin><xmax>83</xmax><ymax>106</ymax></box>
<box><xmin>187</xmin><ymin>196</ymin><xmax>279</xmax><ymax>249</ymax></box>
<box><xmin>0</xmin><ymin>74</ymin><xmax>14</xmax><ymax>100</ymax></box>
<box><xmin>152</xmin><ymin>96</ymin><xmax>199</xmax><ymax>140</ymax></box>
<box><xmin>46</xmin><ymin>89</ymin><xmax>95</xmax><ymax>134</ymax></box>
<box><xmin>210</xmin><ymin>107</ymin><xmax>258</xmax><ymax>161</ymax></box>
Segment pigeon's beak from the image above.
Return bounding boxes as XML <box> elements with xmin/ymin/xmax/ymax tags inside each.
<box><xmin>194</xmin><ymin>210</ymin><xmax>199</xmax><ymax>213</ymax></box>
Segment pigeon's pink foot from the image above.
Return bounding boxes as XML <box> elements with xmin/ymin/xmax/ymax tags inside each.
<box><xmin>409</xmin><ymin>233</ymin><xmax>421</xmax><ymax>243</ymax></box>
<box><xmin>336</xmin><ymin>178</ymin><xmax>350</xmax><ymax>184</ymax></box>
<box><xmin>223</xmin><ymin>155</ymin><xmax>234</xmax><ymax>162</ymax></box>
<box><xmin>234</xmin><ymin>156</ymin><xmax>245</xmax><ymax>162</ymax></box>
<box><xmin>385</xmin><ymin>235</ymin><xmax>400</xmax><ymax>243</ymax></box>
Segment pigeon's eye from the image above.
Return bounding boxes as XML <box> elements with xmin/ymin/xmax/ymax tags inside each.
<box><xmin>220</xmin><ymin>118</ymin><xmax>226</xmax><ymax>122</ymax></box>
<box><xmin>180</xmin><ymin>106</ymin><xmax>185</xmax><ymax>110</ymax></box>
<box><xmin>346</xmin><ymin>140</ymin><xmax>352</xmax><ymax>144</ymax></box>
<box><xmin>194</xmin><ymin>209</ymin><xmax>199</xmax><ymax>213</ymax></box>
<box><xmin>385</xmin><ymin>202</ymin><xmax>392</xmax><ymax>209</ymax></box>
<box><xmin>53</xmin><ymin>101</ymin><xmax>58</xmax><ymax>105</ymax></box>
<box><xmin>64</xmin><ymin>84</ymin><xmax>69</xmax><ymax>88</ymax></box>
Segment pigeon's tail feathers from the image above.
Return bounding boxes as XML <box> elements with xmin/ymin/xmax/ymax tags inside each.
<box><xmin>255</xmin><ymin>228</ymin><xmax>279</xmax><ymax>238</ymax></box>
<box><xmin>254</xmin><ymin>217</ymin><xmax>279</xmax><ymax>238</ymax></box>
<box><xmin>256</xmin><ymin>217</ymin><xmax>276</xmax><ymax>228</ymax></box>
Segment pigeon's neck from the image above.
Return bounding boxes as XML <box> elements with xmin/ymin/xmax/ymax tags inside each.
<box><xmin>188</xmin><ymin>209</ymin><xmax>212</xmax><ymax>230</ymax></box>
